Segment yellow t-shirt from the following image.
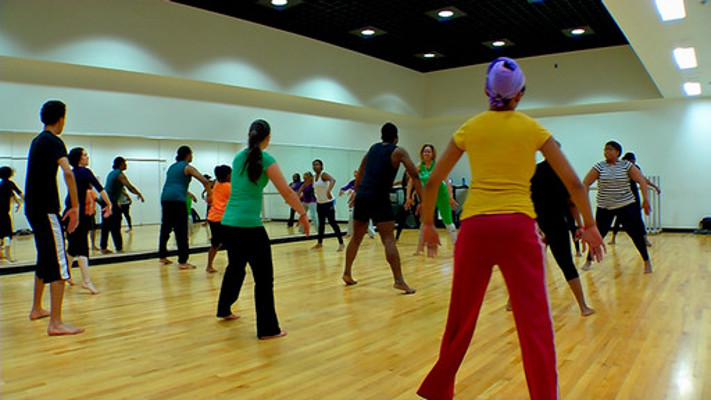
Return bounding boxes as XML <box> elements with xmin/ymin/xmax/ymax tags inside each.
<box><xmin>453</xmin><ymin>111</ymin><xmax>551</xmax><ymax>219</ymax></box>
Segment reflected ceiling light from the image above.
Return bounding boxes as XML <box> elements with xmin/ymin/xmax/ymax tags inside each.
<box><xmin>492</xmin><ymin>40</ymin><xmax>506</xmax><ymax>47</ymax></box>
<box><xmin>561</xmin><ymin>26</ymin><xmax>594</xmax><ymax>37</ymax></box>
<box><xmin>426</xmin><ymin>6</ymin><xmax>466</xmax><ymax>21</ymax></box>
<box><xmin>673</xmin><ymin>47</ymin><xmax>698</xmax><ymax>69</ymax></box>
<box><xmin>350</xmin><ymin>26</ymin><xmax>386</xmax><ymax>39</ymax></box>
<box><xmin>683</xmin><ymin>82</ymin><xmax>702</xmax><ymax>96</ymax></box>
<box><xmin>271</xmin><ymin>0</ymin><xmax>288</xmax><ymax>5</ymax></box>
<box><xmin>571</xmin><ymin>28</ymin><xmax>585</xmax><ymax>35</ymax></box>
<box><xmin>655</xmin><ymin>0</ymin><xmax>686</xmax><ymax>21</ymax></box>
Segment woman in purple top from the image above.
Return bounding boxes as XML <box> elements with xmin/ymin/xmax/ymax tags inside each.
<box><xmin>286</xmin><ymin>173</ymin><xmax>303</xmax><ymax>229</ymax></box>
<box><xmin>297</xmin><ymin>172</ymin><xmax>318</xmax><ymax>233</ymax></box>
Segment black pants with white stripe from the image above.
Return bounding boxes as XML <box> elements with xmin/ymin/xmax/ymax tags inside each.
<box><xmin>590</xmin><ymin>203</ymin><xmax>649</xmax><ymax>262</ymax></box>
<box><xmin>27</xmin><ymin>213</ymin><xmax>70</xmax><ymax>283</ymax></box>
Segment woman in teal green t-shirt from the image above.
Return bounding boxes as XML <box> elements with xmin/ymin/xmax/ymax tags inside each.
<box><xmin>216</xmin><ymin>119</ymin><xmax>309</xmax><ymax>340</ymax></box>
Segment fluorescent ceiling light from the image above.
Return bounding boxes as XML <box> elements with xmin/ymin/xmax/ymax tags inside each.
<box><xmin>271</xmin><ymin>0</ymin><xmax>288</xmax><ymax>5</ymax></box>
<box><xmin>655</xmin><ymin>0</ymin><xmax>686</xmax><ymax>21</ymax></box>
<box><xmin>438</xmin><ymin>10</ymin><xmax>455</xmax><ymax>18</ymax></box>
<box><xmin>673</xmin><ymin>47</ymin><xmax>698</xmax><ymax>69</ymax></box>
<box><xmin>361</xmin><ymin>29</ymin><xmax>376</xmax><ymax>36</ymax></box>
<box><xmin>492</xmin><ymin>40</ymin><xmax>506</xmax><ymax>47</ymax></box>
<box><xmin>423</xmin><ymin>53</ymin><xmax>436</xmax><ymax>58</ymax></box>
<box><xmin>571</xmin><ymin>28</ymin><xmax>586</xmax><ymax>35</ymax></box>
<box><xmin>683</xmin><ymin>82</ymin><xmax>702</xmax><ymax>96</ymax></box>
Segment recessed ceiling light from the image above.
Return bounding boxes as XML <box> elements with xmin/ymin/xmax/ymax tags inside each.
<box><xmin>655</xmin><ymin>0</ymin><xmax>686</xmax><ymax>21</ymax></box>
<box><xmin>257</xmin><ymin>0</ymin><xmax>302</xmax><ymax>10</ymax></box>
<box><xmin>673</xmin><ymin>47</ymin><xmax>698</xmax><ymax>69</ymax></box>
<box><xmin>350</xmin><ymin>26</ymin><xmax>386</xmax><ymax>39</ymax></box>
<box><xmin>683</xmin><ymin>82</ymin><xmax>702</xmax><ymax>96</ymax></box>
<box><xmin>426</xmin><ymin>6</ymin><xmax>466</xmax><ymax>21</ymax></box>
<box><xmin>561</xmin><ymin>26</ymin><xmax>594</xmax><ymax>37</ymax></box>
<box><xmin>483</xmin><ymin>39</ymin><xmax>514</xmax><ymax>49</ymax></box>
<box><xmin>416</xmin><ymin>51</ymin><xmax>444</xmax><ymax>60</ymax></box>
<box><xmin>271</xmin><ymin>0</ymin><xmax>288</xmax><ymax>5</ymax></box>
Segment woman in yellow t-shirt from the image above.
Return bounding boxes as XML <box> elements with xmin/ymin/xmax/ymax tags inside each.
<box><xmin>417</xmin><ymin>57</ymin><xmax>605</xmax><ymax>400</ymax></box>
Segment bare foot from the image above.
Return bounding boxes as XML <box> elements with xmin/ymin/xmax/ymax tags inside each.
<box><xmin>100</xmin><ymin>249</ymin><xmax>113</xmax><ymax>254</ymax></box>
<box><xmin>581</xmin><ymin>306</ymin><xmax>595</xmax><ymax>316</ymax></box>
<box><xmin>644</xmin><ymin>261</ymin><xmax>653</xmax><ymax>274</ymax></box>
<box><xmin>66</xmin><ymin>278</ymin><xmax>77</xmax><ymax>286</ymax></box>
<box><xmin>575</xmin><ymin>252</ymin><xmax>582</xmax><ymax>257</ymax></box>
<box><xmin>412</xmin><ymin>250</ymin><xmax>422</xmax><ymax>256</ymax></box>
<box><xmin>342</xmin><ymin>275</ymin><xmax>358</xmax><ymax>285</ymax></box>
<box><xmin>608</xmin><ymin>238</ymin><xmax>616</xmax><ymax>245</ymax></box>
<box><xmin>505</xmin><ymin>299</ymin><xmax>512</xmax><ymax>312</ymax></box>
<box><xmin>29</xmin><ymin>309</ymin><xmax>50</xmax><ymax>321</ymax></box>
<box><xmin>645</xmin><ymin>240</ymin><xmax>653</xmax><ymax>247</ymax></box>
<box><xmin>393</xmin><ymin>281</ymin><xmax>416</xmax><ymax>294</ymax></box>
<box><xmin>259</xmin><ymin>330</ymin><xmax>287</xmax><ymax>340</ymax></box>
<box><xmin>337</xmin><ymin>244</ymin><xmax>345</xmax><ymax>252</ymax></box>
<box><xmin>581</xmin><ymin>260</ymin><xmax>592</xmax><ymax>271</ymax></box>
<box><xmin>205</xmin><ymin>267</ymin><xmax>218</xmax><ymax>273</ymax></box>
<box><xmin>178</xmin><ymin>263</ymin><xmax>196</xmax><ymax>270</ymax></box>
<box><xmin>221</xmin><ymin>313</ymin><xmax>240</xmax><ymax>320</ymax></box>
<box><xmin>47</xmin><ymin>323</ymin><xmax>85</xmax><ymax>336</ymax></box>
<box><xmin>311</xmin><ymin>243</ymin><xmax>323</xmax><ymax>250</ymax></box>
<box><xmin>159</xmin><ymin>258</ymin><xmax>173</xmax><ymax>265</ymax></box>
<box><xmin>82</xmin><ymin>282</ymin><xmax>100</xmax><ymax>295</ymax></box>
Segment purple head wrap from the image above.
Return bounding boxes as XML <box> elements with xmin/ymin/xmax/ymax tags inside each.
<box><xmin>485</xmin><ymin>57</ymin><xmax>526</xmax><ymax>107</ymax></box>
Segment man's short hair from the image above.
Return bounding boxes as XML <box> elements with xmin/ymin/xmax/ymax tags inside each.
<box><xmin>113</xmin><ymin>157</ymin><xmax>126</xmax><ymax>169</ymax></box>
<box><xmin>40</xmin><ymin>100</ymin><xmax>66</xmax><ymax>125</ymax></box>
<box><xmin>381</xmin><ymin>122</ymin><xmax>398</xmax><ymax>143</ymax></box>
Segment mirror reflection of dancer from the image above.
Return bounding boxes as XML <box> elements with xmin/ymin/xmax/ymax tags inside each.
<box><xmin>158</xmin><ymin>146</ymin><xmax>213</xmax><ymax>270</ymax></box>
<box><xmin>216</xmin><ymin>120</ymin><xmax>310</xmax><ymax>340</ymax></box>
<box><xmin>342</xmin><ymin>123</ymin><xmax>423</xmax><ymax>294</ymax></box>
<box><xmin>582</xmin><ymin>142</ymin><xmax>653</xmax><ymax>273</ymax></box>
<box><xmin>0</xmin><ymin>166</ymin><xmax>23</xmax><ymax>262</ymax></box>
<box><xmin>408</xmin><ymin>144</ymin><xmax>458</xmax><ymax>254</ymax></box>
<box><xmin>206</xmin><ymin>165</ymin><xmax>231</xmax><ymax>273</ymax></box>
<box><xmin>101</xmin><ymin>157</ymin><xmax>144</xmax><ymax>254</ymax></box>
<box><xmin>310</xmin><ymin>159</ymin><xmax>344</xmax><ymax>251</ymax></box>
<box><xmin>64</xmin><ymin>148</ymin><xmax>112</xmax><ymax>294</ymax></box>
<box><xmin>26</xmin><ymin>100</ymin><xmax>84</xmax><ymax>335</ymax></box>
<box><xmin>297</xmin><ymin>172</ymin><xmax>319</xmax><ymax>234</ymax></box>
<box><xmin>286</xmin><ymin>173</ymin><xmax>303</xmax><ymax>231</ymax></box>
<box><xmin>416</xmin><ymin>58</ymin><xmax>605</xmax><ymax>399</ymax></box>
<box><xmin>608</xmin><ymin>152</ymin><xmax>660</xmax><ymax>247</ymax></box>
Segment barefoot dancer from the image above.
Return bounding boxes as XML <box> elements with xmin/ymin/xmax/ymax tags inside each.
<box><xmin>158</xmin><ymin>146</ymin><xmax>213</xmax><ymax>270</ymax></box>
<box><xmin>342</xmin><ymin>122</ymin><xmax>423</xmax><ymax>294</ymax></box>
<box><xmin>311</xmin><ymin>159</ymin><xmax>344</xmax><ymax>251</ymax></box>
<box><xmin>25</xmin><ymin>100</ymin><xmax>84</xmax><ymax>335</ymax></box>
<box><xmin>0</xmin><ymin>166</ymin><xmax>23</xmax><ymax>262</ymax></box>
<box><xmin>206</xmin><ymin>165</ymin><xmax>231</xmax><ymax>273</ymax></box>
<box><xmin>64</xmin><ymin>147</ymin><xmax>112</xmax><ymax>294</ymax></box>
<box><xmin>216</xmin><ymin>119</ymin><xmax>310</xmax><ymax>340</ymax></box>
<box><xmin>581</xmin><ymin>141</ymin><xmax>653</xmax><ymax>274</ymax></box>
<box><xmin>416</xmin><ymin>58</ymin><xmax>605</xmax><ymax>399</ymax></box>
<box><xmin>101</xmin><ymin>157</ymin><xmax>144</xmax><ymax>254</ymax></box>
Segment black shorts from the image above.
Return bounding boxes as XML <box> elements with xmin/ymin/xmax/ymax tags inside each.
<box><xmin>0</xmin><ymin>214</ymin><xmax>13</xmax><ymax>238</ymax></box>
<box><xmin>353</xmin><ymin>195</ymin><xmax>394</xmax><ymax>223</ymax></box>
<box><xmin>27</xmin><ymin>213</ymin><xmax>70</xmax><ymax>283</ymax></box>
<box><xmin>209</xmin><ymin>221</ymin><xmax>224</xmax><ymax>248</ymax></box>
<box><xmin>66</xmin><ymin>214</ymin><xmax>92</xmax><ymax>257</ymax></box>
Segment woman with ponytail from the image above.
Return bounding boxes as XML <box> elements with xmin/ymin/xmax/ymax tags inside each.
<box><xmin>217</xmin><ymin>119</ymin><xmax>309</xmax><ymax>340</ymax></box>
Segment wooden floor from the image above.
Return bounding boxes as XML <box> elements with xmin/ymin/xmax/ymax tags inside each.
<box><xmin>1</xmin><ymin>231</ymin><xmax>710</xmax><ymax>399</ymax></box>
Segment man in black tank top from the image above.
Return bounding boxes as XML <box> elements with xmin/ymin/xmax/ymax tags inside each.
<box><xmin>342</xmin><ymin>123</ymin><xmax>424</xmax><ymax>294</ymax></box>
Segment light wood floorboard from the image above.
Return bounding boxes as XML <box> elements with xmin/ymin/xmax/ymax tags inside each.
<box><xmin>1</xmin><ymin>232</ymin><xmax>710</xmax><ymax>399</ymax></box>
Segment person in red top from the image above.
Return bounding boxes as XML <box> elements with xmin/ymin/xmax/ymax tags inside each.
<box><xmin>205</xmin><ymin>165</ymin><xmax>231</xmax><ymax>273</ymax></box>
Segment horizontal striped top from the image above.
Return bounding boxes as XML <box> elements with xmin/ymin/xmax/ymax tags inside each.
<box><xmin>594</xmin><ymin>160</ymin><xmax>635</xmax><ymax>210</ymax></box>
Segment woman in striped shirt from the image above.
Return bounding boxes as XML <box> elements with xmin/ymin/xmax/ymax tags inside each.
<box><xmin>582</xmin><ymin>141</ymin><xmax>652</xmax><ymax>273</ymax></box>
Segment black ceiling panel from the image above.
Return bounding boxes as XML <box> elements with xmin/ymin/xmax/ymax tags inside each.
<box><xmin>172</xmin><ymin>0</ymin><xmax>628</xmax><ymax>72</ymax></box>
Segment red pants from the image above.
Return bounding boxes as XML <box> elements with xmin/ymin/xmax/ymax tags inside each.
<box><xmin>418</xmin><ymin>214</ymin><xmax>558</xmax><ymax>400</ymax></box>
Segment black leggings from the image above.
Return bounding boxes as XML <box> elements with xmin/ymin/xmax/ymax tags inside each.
<box><xmin>158</xmin><ymin>201</ymin><xmax>189</xmax><ymax>264</ymax></box>
<box><xmin>395</xmin><ymin>204</ymin><xmax>419</xmax><ymax>240</ymax></box>
<box><xmin>538</xmin><ymin>210</ymin><xmax>579</xmax><ymax>281</ymax></box>
<box><xmin>216</xmin><ymin>226</ymin><xmax>281</xmax><ymax>338</ymax></box>
<box><xmin>611</xmin><ymin>199</ymin><xmax>646</xmax><ymax>236</ymax></box>
<box><xmin>317</xmin><ymin>201</ymin><xmax>343</xmax><ymax>244</ymax></box>
<box><xmin>100</xmin><ymin>203</ymin><xmax>123</xmax><ymax>251</ymax></box>
<box><xmin>120</xmin><ymin>203</ymin><xmax>132</xmax><ymax>229</ymax></box>
<box><xmin>287</xmin><ymin>208</ymin><xmax>297</xmax><ymax>227</ymax></box>
<box><xmin>590</xmin><ymin>203</ymin><xmax>649</xmax><ymax>262</ymax></box>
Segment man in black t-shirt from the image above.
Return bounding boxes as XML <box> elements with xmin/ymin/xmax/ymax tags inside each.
<box><xmin>25</xmin><ymin>100</ymin><xmax>84</xmax><ymax>336</ymax></box>
<box><xmin>341</xmin><ymin>122</ymin><xmax>423</xmax><ymax>294</ymax></box>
